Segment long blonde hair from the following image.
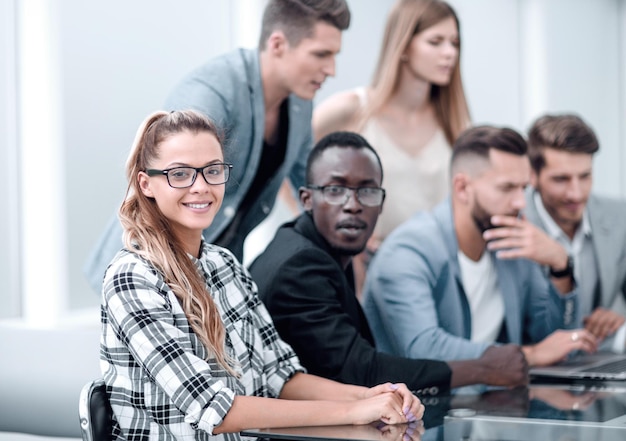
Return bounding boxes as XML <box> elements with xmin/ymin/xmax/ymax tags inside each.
<box><xmin>119</xmin><ymin>110</ymin><xmax>236</xmax><ymax>375</ymax></box>
<box><xmin>366</xmin><ymin>0</ymin><xmax>470</xmax><ymax>145</ymax></box>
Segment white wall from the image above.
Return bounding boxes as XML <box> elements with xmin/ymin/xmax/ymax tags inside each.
<box><xmin>58</xmin><ymin>0</ymin><xmax>236</xmax><ymax>313</ymax></box>
<box><xmin>0</xmin><ymin>0</ymin><xmax>20</xmax><ymax>319</ymax></box>
<box><xmin>521</xmin><ymin>0</ymin><xmax>623</xmax><ymax>196</ymax></box>
<box><xmin>6</xmin><ymin>0</ymin><xmax>240</xmax><ymax>323</ymax></box>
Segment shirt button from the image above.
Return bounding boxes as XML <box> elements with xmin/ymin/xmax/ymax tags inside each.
<box><xmin>262</xmin><ymin>204</ymin><xmax>270</xmax><ymax>214</ymax></box>
<box><xmin>223</xmin><ymin>206</ymin><xmax>235</xmax><ymax>218</ymax></box>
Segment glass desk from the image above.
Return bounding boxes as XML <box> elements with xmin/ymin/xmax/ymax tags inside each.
<box><xmin>443</xmin><ymin>418</ymin><xmax>626</xmax><ymax>441</ymax></box>
<box><xmin>241</xmin><ymin>381</ymin><xmax>626</xmax><ymax>441</ymax></box>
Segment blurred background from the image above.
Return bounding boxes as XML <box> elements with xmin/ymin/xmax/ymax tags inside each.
<box><xmin>0</xmin><ymin>0</ymin><xmax>625</xmax><ymax>438</ymax></box>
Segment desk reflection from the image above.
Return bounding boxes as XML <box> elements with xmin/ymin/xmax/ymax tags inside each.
<box><xmin>242</xmin><ymin>420</ymin><xmax>424</xmax><ymax>441</ymax></box>
<box><xmin>420</xmin><ymin>383</ymin><xmax>626</xmax><ymax>428</ymax></box>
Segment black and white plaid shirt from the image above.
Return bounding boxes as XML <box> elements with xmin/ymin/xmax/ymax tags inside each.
<box><xmin>101</xmin><ymin>242</ymin><xmax>304</xmax><ymax>440</ymax></box>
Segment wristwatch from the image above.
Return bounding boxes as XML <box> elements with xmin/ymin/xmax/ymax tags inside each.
<box><xmin>549</xmin><ymin>254</ymin><xmax>574</xmax><ymax>278</ymax></box>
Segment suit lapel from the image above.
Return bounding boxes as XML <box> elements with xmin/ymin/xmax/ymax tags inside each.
<box><xmin>588</xmin><ymin>197</ymin><xmax>616</xmax><ymax>307</ymax></box>
<box><xmin>433</xmin><ymin>201</ymin><xmax>472</xmax><ymax>338</ymax></box>
<box><xmin>282</xmin><ymin>97</ymin><xmax>301</xmax><ymax>171</ymax></box>
<box><xmin>242</xmin><ymin>50</ymin><xmax>266</xmax><ymax>193</ymax></box>
<box><xmin>294</xmin><ymin>215</ymin><xmax>372</xmax><ymax>339</ymax></box>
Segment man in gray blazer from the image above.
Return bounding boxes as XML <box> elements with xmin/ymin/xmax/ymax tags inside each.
<box><xmin>523</xmin><ymin>114</ymin><xmax>626</xmax><ymax>351</ymax></box>
<box><xmin>363</xmin><ymin>125</ymin><xmax>596</xmax><ymax>369</ymax></box>
<box><xmin>84</xmin><ymin>0</ymin><xmax>350</xmax><ymax>292</ymax></box>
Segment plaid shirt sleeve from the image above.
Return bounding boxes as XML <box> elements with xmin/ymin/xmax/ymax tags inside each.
<box><xmin>103</xmin><ymin>251</ymin><xmax>235</xmax><ymax>435</ymax></box>
<box><xmin>199</xmin><ymin>245</ymin><xmax>305</xmax><ymax>398</ymax></box>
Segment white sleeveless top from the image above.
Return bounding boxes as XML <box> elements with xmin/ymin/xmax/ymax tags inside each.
<box><xmin>355</xmin><ymin>88</ymin><xmax>452</xmax><ymax>239</ymax></box>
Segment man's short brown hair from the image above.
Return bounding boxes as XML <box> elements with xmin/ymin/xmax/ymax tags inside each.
<box><xmin>527</xmin><ymin>114</ymin><xmax>599</xmax><ymax>173</ymax></box>
<box><xmin>450</xmin><ymin>125</ymin><xmax>527</xmax><ymax>176</ymax></box>
<box><xmin>259</xmin><ymin>0</ymin><xmax>351</xmax><ymax>49</ymax></box>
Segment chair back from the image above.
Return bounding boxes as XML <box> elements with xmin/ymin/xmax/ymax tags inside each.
<box><xmin>78</xmin><ymin>379</ymin><xmax>113</xmax><ymax>441</ymax></box>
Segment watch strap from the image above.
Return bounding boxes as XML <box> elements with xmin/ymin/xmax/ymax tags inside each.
<box><xmin>549</xmin><ymin>255</ymin><xmax>573</xmax><ymax>278</ymax></box>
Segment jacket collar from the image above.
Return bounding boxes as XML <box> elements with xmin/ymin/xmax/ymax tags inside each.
<box><xmin>293</xmin><ymin>213</ymin><xmax>351</xmax><ymax>270</ymax></box>
<box><xmin>433</xmin><ymin>198</ymin><xmax>461</xmax><ymax>261</ymax></box>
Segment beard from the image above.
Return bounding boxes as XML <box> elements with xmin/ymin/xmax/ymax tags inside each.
<box><xmin>471</xmin><ymin>198</ymin><xmax>520</xmax><ymax>234</ymax></box>
<box><xmin>471</xmin><ymin>198</ymin><xmax>495</xmax><ymax>234</ymax></box>
<box><xmin>534</xmin><ymin>183</ymin><xmax>585</xmax><ymax>231</ymax></box>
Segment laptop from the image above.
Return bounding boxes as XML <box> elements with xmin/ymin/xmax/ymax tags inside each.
<box><xmin>530</xmin><ymin>351</ymin><xmax>626</xmax><ymax>380</ymax></box>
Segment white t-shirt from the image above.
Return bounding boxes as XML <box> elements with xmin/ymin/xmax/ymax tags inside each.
<box><xmin>458</xmin><ymin>251</ymin><xmax>505</xmax><ymax>343</ymax></box>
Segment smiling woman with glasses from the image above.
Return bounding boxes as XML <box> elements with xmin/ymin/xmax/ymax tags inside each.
<box><xmin>100</xmin><ymin>110</ymin><xmax>421</xmax><ymax>440</ymax></box>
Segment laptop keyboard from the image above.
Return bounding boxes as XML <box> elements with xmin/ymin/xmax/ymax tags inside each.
<box><xmin>580</xmin><ymin>358</ymin><xmax>626</xmax><ymax>374</ymax></box>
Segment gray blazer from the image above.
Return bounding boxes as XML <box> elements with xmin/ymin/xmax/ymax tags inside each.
<box><xmin>362</xmin><ymin>199</ymin><xmax>578</xmax><ymax>361</ymax></box>
<box><xmin>84</xmin><ymin>48</ymin><xmax>313</xmax><ymax>292</ymax></box>
<box><xmin>524</xmin><ymin>190</ymin><xmax>626</xmax><ymax>317</ymax></box>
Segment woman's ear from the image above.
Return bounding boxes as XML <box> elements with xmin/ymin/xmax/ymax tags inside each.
<box><xmin>137</xmin><ymin>172</ymin><xmax>154</xmax><ymax>198</ymax></box>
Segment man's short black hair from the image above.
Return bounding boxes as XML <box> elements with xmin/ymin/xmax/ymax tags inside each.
<box><xmin>306</xmin><ymin>131</ymin><xmax>383</xmax><ymax>184</ymax></box>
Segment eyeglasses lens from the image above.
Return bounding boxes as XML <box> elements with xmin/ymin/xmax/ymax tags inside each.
<box><xmin>322</xmin><ymin>186</ymin><xmax>383</xmax><ymax>207</ymax></box>
<box><xmin>202</xmin><ymin>164</ymin><xmax>229</xmax><ymax>185</ymax></box>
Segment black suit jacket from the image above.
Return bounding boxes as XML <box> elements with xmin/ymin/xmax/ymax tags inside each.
<box><xmin>249</xmin><ymin>213</ymin><xmax>452</xmax><ymax>394</ymax></box>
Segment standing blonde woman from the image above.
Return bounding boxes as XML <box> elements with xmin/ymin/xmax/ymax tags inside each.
<box><xmin>100</xmin><ymin>110</ymin><xmax>423</xmax><ymax>440</ymax></box>
<box><xmin>313</xmin><ymin>0</ymin><xmax>470</xmax><ymax>296</ymax></box>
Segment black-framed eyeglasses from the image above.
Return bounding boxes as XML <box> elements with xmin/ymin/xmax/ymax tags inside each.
<box><xmin>307</xmin><ymin>184</ymin><xmax>385</xmax><ymax>207</ymax></box>
<box><xmin>146</xmin><ymin>163</ymin><xmax>232</xmax><ymax>188</ymax></box>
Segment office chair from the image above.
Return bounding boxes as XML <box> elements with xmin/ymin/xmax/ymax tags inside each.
<box><xmin>78</xmin><ymin>378</ymin><xmax>113</xmax><ymax>441</ymax></box>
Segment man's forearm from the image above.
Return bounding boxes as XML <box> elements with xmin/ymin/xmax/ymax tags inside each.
<box><xmin>448</xmin><ymin>359</ymin><xmax>486</xmax><ymax>388</ymax></box>
<box><xmin>448</xmin><ymin>345</ymin><xmax>529</xmax><ymax>388</ymax></box>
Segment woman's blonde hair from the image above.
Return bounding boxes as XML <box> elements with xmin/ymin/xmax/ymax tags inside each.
<box><xmin>366</xmin><ymin>0</ymin><xmax>470</xmax><ymax>145</ymax></box>
<box><xmin>119</xmin><ymin>109</ymin><xmax>236</xmax><ymax>375</ymax></box>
